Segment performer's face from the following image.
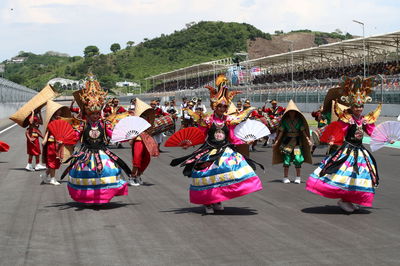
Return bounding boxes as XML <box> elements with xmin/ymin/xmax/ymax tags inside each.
<box><xmin>351</xmin><ymin>105</ymin><xmax>364</xmax><ymax>117</ymax></box>
<box><xmin>88</xmin><ymin>111</ymin><xmax>101</xmax><ymax>122</ymax></box>
<box><xmin>215</xmin><ymin>104</ymin><xmax>227</xmax><ymax>116</ymax></box>
<box><xmin>288</xmin><ymin>110</ymin><xmax>296</xmax><ymax>119</ymax></box>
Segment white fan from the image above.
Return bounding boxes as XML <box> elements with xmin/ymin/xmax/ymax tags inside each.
<box><xmin>234</xmin><ymin>119</ymin><xmax>271</xmax><ymax>142</ymax></box>
<box><xmin>111</xmin><ymin>116</ymin><xmax>151</xmax><ymax>143</ymax></box>
<box><xmin>370</xmin><ymin>121</ymin><xmax>400</xmax><ymax>152</ymax></box>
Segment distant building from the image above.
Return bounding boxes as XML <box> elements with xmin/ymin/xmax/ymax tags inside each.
<box><xmin>48</xmin><ymin>78</ymin><xmax>80</xmax><ymax>89</ymax></box>
<box><xmin>116</xmin><ymin>81</ymin><xmax>139</xmax><ymax>87</ymax></box>
<box><xmin>9</xmin><ymin>57</ymin><xmax>27</xmax><ymax>63</ymax></box>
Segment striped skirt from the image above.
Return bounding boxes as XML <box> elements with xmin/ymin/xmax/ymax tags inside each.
<box><xmin>67</xmin><ymin>150</ymin><xmax>128</xmax><ymax>204</ymax></box>
<box><xmin>306</xmin><ymin>143</ymin><xmax>378</xmax><ymax>207</ymax></box>
<box><xmin>189</xmin><ymin>147</ymin><xmax>262</xmax><ymax>205</ymax></box>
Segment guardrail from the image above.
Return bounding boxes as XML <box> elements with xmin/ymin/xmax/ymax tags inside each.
<box><xmin>0</xmin><ymin>78</ymin><xmax>37</xmax><ymax>121</ymax></box>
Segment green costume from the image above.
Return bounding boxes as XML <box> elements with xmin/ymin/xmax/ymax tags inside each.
<box><xmin>279</xmin><ymin>118</ymin><xmax>305</xmax><ymax>167</ymax></box>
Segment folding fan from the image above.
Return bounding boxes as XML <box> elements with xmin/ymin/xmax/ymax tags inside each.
<box><xmin>320</xmin><ymin>121</ymin><xmax>344</xmax><ymax>146</ymax></box>
<box><xmin>370</xmin><ymin>121</ymin><xmax>400</xmax><ymax>152</ymax></box>
<box><xmin>234</xmin><ymin>119</ymin><xmax>271</xmax><ymax>142</ymax></box>
<box><xmin>111</xmin><ymin>116</ymin><xmax>151</xmax><ymax>143</ymax></box>
<box><xmin>164</xmin><ymin>127</ymin><xmax>205</xmax><ymax>147</ymax></box>
<box><xmin>0</xmin><ymin>141</ymin><xmax>10</xmax><ymax>152</ymax></box>
<box><xmin>48</xmin><ymin>119</ymin><xmax>78</xmax><ymax>145</ymax></box>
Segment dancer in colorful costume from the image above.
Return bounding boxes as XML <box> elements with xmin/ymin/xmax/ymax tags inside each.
<box><xmin>62</xmin><ymin>74</ymin><xmax>131</xmax><ymax>204</ymax></box>
<box><xmin>170</xmin><ymin>75</ymin><xmax>263</xmax><ymax>214</ymax></box>
<box><xmin>272</xmin><ymin>100</ymin><xmax>312</xmax><ymax>184</ymax></box>
<box><xmin>306</xmin><ymin>77</ymin><xmax>382</xmax><ymax>213</ymax></box>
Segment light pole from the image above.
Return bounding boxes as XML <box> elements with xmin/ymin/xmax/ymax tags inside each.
<box><xmin>286</xmin><ymin>40</ymin><xmax>294</xmax><ymax>89</ymax></box>
<box><xmin>353</xmin><ymin>19</ymin><xmax>366</xmax><ymax>78</ymax></box>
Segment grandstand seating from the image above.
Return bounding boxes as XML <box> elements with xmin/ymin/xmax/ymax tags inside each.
<box><xmin>253</xmin><ymin>60</ymin><xmax>400</xmax><ymax>84</ymax></box>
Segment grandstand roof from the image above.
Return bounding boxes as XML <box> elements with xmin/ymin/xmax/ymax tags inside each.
<box><xmin>146</xmin><ymin>58</ymin><xmax>232</xmax><ymax>82</ymax></box>
<box><xmin>246</xmin><ymin>30</ymin><xmax>400</xmax><ymax>68</ymax></box>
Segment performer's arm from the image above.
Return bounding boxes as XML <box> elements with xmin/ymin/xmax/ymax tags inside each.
<box><xmin>42</xmin><ymin>131</ymin><xmax>49</xmax><ymax>146</ymax></box>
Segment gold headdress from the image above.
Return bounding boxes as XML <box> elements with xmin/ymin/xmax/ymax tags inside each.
<box><xmin>334</xmin><ymin>77</ymin><xmax>381</xmax><ymax>124</ymax></box>
<box><xmin>205</xmin><ymin>74</ymin><xmax>241</xmax><ymax>110</ymax></box>
<box><xmin>340</xmin><ymin>77</ymin><xmax>374</xmax><ymax>107</ymax></box>
<box><xmin>80</xmin><ymin>73</ymin><xmax>107</xmax><ymax>113</ymax></box>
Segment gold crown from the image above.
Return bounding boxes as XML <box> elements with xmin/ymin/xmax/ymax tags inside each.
<box><xmin>80</xmin><ymin>73</ymin><xmax>107</xmax><ymax>112</ymax></box>
<box><xmin>340</xmin><ymin>77</ymin><xmax>374</xmax><ymax>106</ymax></box>
<box><xmin>205</xmin><ymin>74</ymin><xmax>241</xmax><ymax>110</ymax></box>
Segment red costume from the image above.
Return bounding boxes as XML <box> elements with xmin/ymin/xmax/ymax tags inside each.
<box><xmin>43</xmin><ymin>134</ymin><xmax>61</xmax><ymax>169</ymax></box>
<box><xmin>249</xmin><ymin>109</ymin><xmax>263</xmax><ymax>119</ymax></box>
<box><xmin>154</xmin><ymin>107</ymin><xmax>169</xmax><ymax>117</ymax></box>
<box><xmin>131</xmin><ymin>138</ymin><xmax>151</xmax><ymax>174</ymax></box>
<box><xmin>263</xmin><ymin>106</ymin><xmax>285</xmax><ymax>119</ymax></box>
<box><xmin>112</xmin><ymin>106</ymin><xmax>126</xmax><ymax>114</ymax></box>
<box><xmin>26</xmin><ymin>127</ymin><xmax>42</xmax><ymax>156</ymax></box>
<box><xmin>70</xmin><ymin>107</ymin><xmax>80</xmax><ymax>114</ymax></box>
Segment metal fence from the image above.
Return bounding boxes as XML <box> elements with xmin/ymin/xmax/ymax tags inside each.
<box><xmin>0</xmin><ymin>77</ymin><xmax>36</xmax><ymax>103</ymax></box>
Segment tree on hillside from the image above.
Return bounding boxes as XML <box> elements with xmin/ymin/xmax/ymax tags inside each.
<box><xmin>126</xmin><ymin>41</ymin><xmax>135</xmax><ymax>48</ymax></box>
<box><xmin>84</xmin><ymin>46</ymin><xmax>100</xmax><ymax>57</ymax></box>
<box><xmin>335</xmin><ymin>29</ymin><xmax>343</xmax><ymax>35</ymax></box>
<box><xmin>110</xmin><ymin>43</ymin><xmax>121</xmax><ymax>53</ymax></box>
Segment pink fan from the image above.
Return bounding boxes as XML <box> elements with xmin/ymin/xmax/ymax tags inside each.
<box><xmin>370</xmin><ymin>121</ymin><xmax>400</xmax><ymax>152</ymax></box>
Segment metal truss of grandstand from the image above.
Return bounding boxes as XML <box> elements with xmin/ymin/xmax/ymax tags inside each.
<box><xmin>147</xmin><ymin>30</ymin><xmax>400</xmax><ymax>93</ymax></box>
<box><xmin>146</xmin><ymin>58</ymin><xmax>232</xmax><ymax>92</ymax></box>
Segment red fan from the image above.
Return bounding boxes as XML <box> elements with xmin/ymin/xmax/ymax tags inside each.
<box><xmin>0</xmin><ymin>141</ymin><xmax>10</xmax><ymax>152</ymax></box>
<box><xmin>165</xmin><ymin>127</ymin><xmax>206</xmax><ymax>147</ymax></box>
<box><xmin>320</xmin><ymin>121</ymin><xmax>344</xmax><ymax>146</ymax></box>
<box><xmin>48</xmin><ymin>119</ymin><xmax>78</xmax><ymax>145</ymax></box>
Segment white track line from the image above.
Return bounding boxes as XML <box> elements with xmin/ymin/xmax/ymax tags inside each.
<box><xmin>0</xmin><ymin>123</ymin><xmax>17</xmax><ymax>135</ymax></box>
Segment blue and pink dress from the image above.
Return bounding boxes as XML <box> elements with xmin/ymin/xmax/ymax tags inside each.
<box><xmin>306</xmin><ymin>115</ymin><xmax>378</xmax><ymax>207</ymax></box>
<box><xmin>171</xmin><ymin>114</ymin><xmax>263</xmax><ymax>205</ymax></box>
<box><xmin>62</xmin><ymin>120</ymin><xmax>131</xmax><ymax>204</ymax></box>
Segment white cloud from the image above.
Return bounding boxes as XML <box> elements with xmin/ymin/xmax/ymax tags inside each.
<box><xmin>1</xmin><ymin>0</ymin><xmax>399</xmax><ymax>61</ymax></box>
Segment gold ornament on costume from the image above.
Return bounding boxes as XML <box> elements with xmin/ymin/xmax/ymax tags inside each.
<box><xmin>80</xmin><ymin>73</ymin><xmax>107</xmax><ymax>113</ymax></box>
<box><xmin>205</xmin><ymin>74</ymin><xmax>241</xmax><ymax>110</ymax></box>
<box><xmin>340</xmin><ymin>77</ymin><xmax>374</xmax><ymax>107</ymax></box>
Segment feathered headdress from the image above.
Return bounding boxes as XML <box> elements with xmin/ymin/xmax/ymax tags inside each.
<box><xmin>80</xmin><ymin>73</ymin><xmax>107</xmax><ymax>113</ymax></box>
<box><xmin>340</xmin><ymin>77</ymin><xmax>374</xmax><ymax>107</ymax></box>
<box><xmin>335</xmin><ymin>77</ymin><xmax>381</xmax><ymax>124</ymax></box>
<box><xmin>205</xmin><ymin>74</ymin><xmax>241</xmax><ymax>110</ymax></box>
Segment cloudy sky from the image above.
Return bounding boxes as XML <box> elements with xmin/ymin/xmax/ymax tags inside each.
<box><xmin>1</xmin><ymin>0</ymin><xmax>399</xmax><ymax>61</ymax></box>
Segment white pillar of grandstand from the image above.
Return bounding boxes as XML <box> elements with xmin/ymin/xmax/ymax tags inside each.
<box><xmin>353</xmin><ymin>20</ymin><xmax>366</xmax><ymax>78</ymax></box>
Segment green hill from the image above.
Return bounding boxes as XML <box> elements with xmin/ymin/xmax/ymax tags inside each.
<box><xmin>3</xmin><ymin>21</ymin><xmax>271</xmax><ymax>92</ymax></box>
<box><xmin>3</xmin><ymin>22</ymin><xmax>353</xmax><ymax>92</ymax></box>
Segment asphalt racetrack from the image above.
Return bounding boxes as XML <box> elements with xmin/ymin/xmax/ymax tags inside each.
<box><xmin>1</xmin><ymin>124</ymin><xmax>400</xmax><ymax>265</ymax></box>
